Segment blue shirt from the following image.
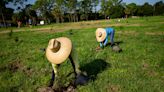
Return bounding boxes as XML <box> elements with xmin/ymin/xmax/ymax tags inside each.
<box><xmin>100</xmin><ymin>28</ymin><xmax>115</xmax><ymax>48</ymax></box>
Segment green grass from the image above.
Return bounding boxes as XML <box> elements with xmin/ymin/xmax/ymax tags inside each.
<box><xmin>0</xmin><ymin>16</ymin><xmax>164</xmax><ymax>92</ymax></box>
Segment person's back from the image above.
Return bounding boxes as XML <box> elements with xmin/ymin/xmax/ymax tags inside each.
<box><xmin>105</xmin><ymin>27</ymin><xmax>114</xmax><ymax>36</ymax></box>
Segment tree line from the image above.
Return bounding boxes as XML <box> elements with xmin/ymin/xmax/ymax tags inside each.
<box><xmin>0</xmin><ymin>0</ymin><xmax>164</xmax><ymax>27</ymax></box>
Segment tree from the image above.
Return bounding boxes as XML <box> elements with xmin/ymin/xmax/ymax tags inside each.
<box><xmin>9</xmin><ymin>0</ymin><xmax>37</xmax><ymax>27</ymax></box>
<box><xmin>78</xmin><ymin>0</ymin><xmax>93</xmax><ymax>20</ymax></box>
<box><xmin>0</xmin><ymin>0</ymin><xmax>14</xmax><ymax>27</ymax></box>
<box><xmin>142</xmin><ymin>2</ymin><xmax>153</xmax><ymax>16</ymax></box>
<box><xmin>25</xmin><ymin>4</ymin><xmax>37</xmax><ymax>26</ymax></box>
<box><xmin>100</xmin><ymin>0</ymin><xmax>123</xmax><ymax>19</ymax></box>
<box><xmin>33</xmin><ymin>0</ymin><xmax>55</xmax><ymax>24</ymax></box>
<box><xmin>100</xmin><ymin>0</ymin><xmax>111</xmax><ymax>19</ymax></box>
<box><xmin>52</xmin><ymin>6</ymin><xmax>63</xmax><ymax>23</ymax></box>
<box><xmin>136</xmin><ymin>5</ymin><xmax>143</xmax><ymax>16</ymax></box>
<box><xmin>124</xmin><ymin>6</ymin><xmax>130</xmax><ymax>18</ymax></box>
<box><xmin>91</xmin><ymin>0</ymin><xmax>99</xmax><ymax>19</ymax></box>
<box><xmin>65</xmin><ymin>0</ymin><xmax>78</xmax><ymax>22</ymax></box>
<box><xmin>109</xmin><ymin>4</ymin><xmax>124</xmax><ymax>18</ymax></box>
<box><xmin>51</xmin><ymin>0</ymin><xmax>65</xmax><ymax>23</ymax></box>
<box><xmin>127</xmin><ymin>3</ymin><xmax>137</xmax><ymax>16</ymax></box>
<box><xmin>124</xmin><ymin>3</ymin><xmax>137</xmax><ymax>18</ymax></box>
<box><xmin>12</xmin><ymin>11</ymin><xmax>25</xmax><ymax>28</ymax></box>
<box><xmin>154</xmin><ymin>1</ymin><xmax>164</xmax><ymax>15</ymax></box>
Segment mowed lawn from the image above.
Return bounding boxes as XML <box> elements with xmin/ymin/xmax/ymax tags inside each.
<box><xmin>0</xmin><ymin>16</ymin><xmax>164</xmax><ymax>92</ymax></box>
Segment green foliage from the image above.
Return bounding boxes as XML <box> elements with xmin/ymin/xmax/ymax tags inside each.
<box><xmin>100</xmin><ymin>0</ymin><xmax>112</xmax><ymax>18</ymax></box>
<box><xmin>78</xmin><ymin>0</ymin><xmax>92</xmax><ymax>20</ymax></box>
<box><xmin>12</xmin><ymin>10</ymin><xmax>26</xmax><ymax>22</ymax></box>
<box><xmin>109</xmin><ymin>5</ymin><xmax>124</xmax><ymax>18</ymax></box>
<box><xmin>65</xmin><ymin>0</ymin><xmax>78</xmax><ymax>22</ymax></box>
<box><xmin>100</xmin><ymin>0</ymin><xmax>124</xmax><ymax>18</ymax></box>
<box><xmin>51</xmin><ymin>0</ymin><xmax>65</xmax><ymax>23</ymax></box>
<box><xmin>124</xmin><ymin>3</ymin><xmax>137</xmax><ymax>17</ymax></box>
<box><xmin>136</xmin><ymin>5</ymin><xmax>143</xmax><ymax>16</ymax></box>
<box><xmin>127</xmin><ymin>3</ymin><xmax>137</xmax><ymax>15</ymax></box>
<box><xmin>33</xmin><ymin>0</ymin><xmax>55</xmax><ymax>23</ymax></box>
<box><xmin>142</xmin><ymin>2</ymin><xmax>153</xmax><ymax>16</ymax></box>
<box><xmin>154</xmin><ymin>1</ymin><xmax>164</xmax><ymax>15</ymax></box>
<box><xmin>0</xmin><ymin>0</ymin><xmax>14</xmax><ymax>28</ymax></box>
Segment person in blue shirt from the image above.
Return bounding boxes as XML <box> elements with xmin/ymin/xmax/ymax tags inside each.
<box><xmin>96</xmin><ymin>28</ymin><xmax>115</xmax><ymax>49</ymax></box>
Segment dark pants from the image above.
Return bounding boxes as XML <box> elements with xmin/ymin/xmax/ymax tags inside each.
<box><xmin>49</xmin><ymin>47</ymin><xmax>80</xmax><ymax>87</ymax></box>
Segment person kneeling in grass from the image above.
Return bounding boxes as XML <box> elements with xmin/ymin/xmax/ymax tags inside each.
<box><xmin>45</xmin><ymin>37</ymin><xmax>88</xmax><ymax>87</ymax></box>
<box><xmin>95</xmin><ymin>28</ymin><xmax>122</xmax><ymax>52</ymax></box>
<box><xmin>96</xmin><ymin>28</ymin><xmax>115</xmax><ymax>49</ymax></box>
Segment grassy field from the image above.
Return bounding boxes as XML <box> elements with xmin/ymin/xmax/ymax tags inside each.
<box><xmin>0</xmin><ymin>16</ymin><xmax>164</xmax><ymax>92</ymax></box>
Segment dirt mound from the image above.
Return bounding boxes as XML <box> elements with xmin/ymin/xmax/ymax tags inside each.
<box><xmin>8</xmin><ymin>60</ymin><xmax>23</xmax><ymax>72</ymax></box>
<box><xmin>37</xmin><ymin>87</ymin><xmax>54</xmax><ymax>92</ymax></box>
<box><xmin>37</xmin><ymin>84</ymin><xmax>76</xmax><ymax>92</ymax></box>
<box><xmin>7</xmin><ymin>59</ymin><xmax>33</xmax><ymax>76</ymax></box>
<box><xmin>106</xmin><ymin>84</ymin><xmax>121</xmax><ymax>92</ymax></box>
<box><xmin>53</xmin><ymin>84</ymin><xmax>76</xmax><ymax>92</ymax></box>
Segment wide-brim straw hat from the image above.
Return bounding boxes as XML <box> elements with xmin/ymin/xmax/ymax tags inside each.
<box><xmin>46</xmin><ymin>37</ymin><xmax>72</xmax><ymax>64</ymax></box>
<box><xmin>95</xmin><ymin>28</ymin><xmax>107</xmax><ymax>42</ymax></box>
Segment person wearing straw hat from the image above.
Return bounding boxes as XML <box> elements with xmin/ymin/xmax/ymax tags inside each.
<box><xmin>96</xmin><ymin>28</ymin><xmax>115</xmax><ymax>49</ymax></box>
<box><xmin>45</xmin><ymin>37</ymin><xmax>88</xmax><ymax>87</ymax></box>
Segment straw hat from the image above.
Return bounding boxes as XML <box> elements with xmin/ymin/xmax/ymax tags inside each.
<box><xmin>95</xmin><ymin>28</ymin><xmax>107</xmax><ymax>42</ymax></box>
<box><xmin>46</xmin><ymin>37</ymin><xmax>72</xmax><ymax>64</ymax></box>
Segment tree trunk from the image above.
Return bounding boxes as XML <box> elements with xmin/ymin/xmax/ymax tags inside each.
<box><xmin>70</xmin><ymin>14</ymin><xmax>73</xmax><ymax>22</ymax></box>
<box><xmin>68</xmin><ymin>14</ymin><xmax>71</xmax><ymax>22</ymax></box>
<box><xmin>17</xmin><ymin>21</ymin><xmax>22</xmax><ymax>28</ymax></box>
<box><xmin>104</xmin><ymin>14</ymin><xmax>107</xmax><ymax>19</ymax></box>
<box><xmin>60</xmin><ymin>16</ymin><xmax>64</xmax><ymax>23</ymax></box>
<box><xmin>32</xmin><ymin>17</ymin><xmax>37</xmax><ymax>26</ymax></box>
<box><xmin>125</xmin><ymin>14</ymin><xmax>128</xmax><ymax>18</ymax></box>
<box><xmin>75</xmin><ymin>13</ymin><xmax>78</xmax><ymax>22</ymax></box>
<box><xmin>56</xmin><ymin>16</ymin><xmax>60</xmax><ymax>23</ymax></box>
<box><xmin>0</xmin><ymin>9</ymin><xmax>6</xmax><ymax>28</ymax></box>
<box><xmin>73</xmin><ymin>14</ymin><xmax>76</xmax><ymax>22</ymax></box>
<box><xmin>85</xmin><ymin>14</ymin><xmax>88</xmax><ymax>21</ymax></box>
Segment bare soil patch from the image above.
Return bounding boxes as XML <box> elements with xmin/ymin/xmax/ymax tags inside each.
<box><xmin>106</xmin><ymin>84</ymin><xmax>121</xmax><ymax>92</ymax></box>
<box><xmin>142</xmin><ymin>63</ymin><xmax>158</xmax><ymax>77</ymax></box>
<box><xmin>5</xmin><ymin>59</ymin><xmax>33</xmax><ymax>76</ymax></box>
<box><xmin>37</xmin><ymin>83</ymin><xmax>76</xmax><ymax>92</ymax></box>
<box><xmin>8</xmin><ymin>59</ymin><xmax>23</xmax><ymax>72</ymax></box>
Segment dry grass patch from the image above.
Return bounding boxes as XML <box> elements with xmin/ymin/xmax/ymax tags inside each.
<box><xmin>125</xmin><ymin>24</ymin><xmax>142</xmax><ymax>27</ymax></box>
<box><xmin>145</xmin><ymin>32</ymin><xmax>164</xmax><ymax>35</ymax></box>
<box><xmin>106</xmin><ymin>84</ymin><xmax>121</xmax><ymax>92</ymax></box>
<box><xmin>117</xmin><ymin>31</ymin><xmax>138</xmax><ymax>36</ymax></box>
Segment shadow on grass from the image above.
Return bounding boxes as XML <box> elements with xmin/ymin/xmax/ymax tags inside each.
<box><xmin>80</xmin><ymin>59</ymin><xmax>110</xmax><ymax>81</ymax></box>
<box><xmin>106</xmin><ymin>41</ymin><xmax>123</xmax><ymax>47</ymax></box>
